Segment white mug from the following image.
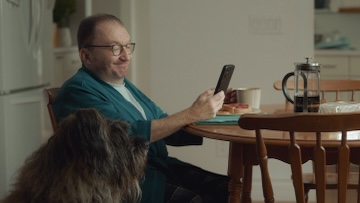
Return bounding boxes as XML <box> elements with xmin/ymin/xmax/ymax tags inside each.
<box><xmin>235</xmin><ymin>88</ymin><xmax>261</xmax><ymax>110</ymax></box>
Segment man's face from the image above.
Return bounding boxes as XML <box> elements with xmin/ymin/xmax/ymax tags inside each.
<box><xmin>82</xmin><ymin>20</ymin><xmax>132</xmax><ymax>84</ymax></box>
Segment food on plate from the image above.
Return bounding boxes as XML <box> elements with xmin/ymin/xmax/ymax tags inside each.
<box><xmin>218</xmin><ymin>103</ymin><xmax>252</xmax><ymax>115</ymax></box>
<box><xmin>217</xmin><ymin>110</ymin><xmax>231</xmax><ymax>115</ymax></box>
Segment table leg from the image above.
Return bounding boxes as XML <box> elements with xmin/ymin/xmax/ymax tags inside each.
<box><xmin>241</xmin><ymin>165</ymin><xmax>253</xmax><ymax>203</ymax></box>
<box><xmin>228</xmin><ymin>142</ymin><xmax>243</xmax><ymax>203</ymax></box>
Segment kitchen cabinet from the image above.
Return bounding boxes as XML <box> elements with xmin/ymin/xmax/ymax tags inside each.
<box><xmin>315</xmin><ymin>0</ymin><xmax>360</xmax><ymax>13</ymax></box>
<box><xmin>339</xmin><ymin>7</ymin><xmax>360</xmax><ymax>12</ymax></box>
<box><xmin>349</xmin><ymin>56</ymin><xmax>360</xmax><ymax>77</ymax></box>
<box><xmin>315</xmin><ymin>50</ymin><xmax>360</xmax><ymax>78</ymax></box>
<box><xmin>315</xmin><ymin>50</ymin><xmax>360</xmax><ymax>101</ymax></box>
<box><xmin>53</xmin><ymin>47</ymin><xmax>81</xmax><ymax>87</ymax></box>
<box><xmin>326</xmin><ymin>0</ymin><xmax>360</xmax><ymax>12</ymax></box>
<box><xmin>338</xmin><ymin>0</ymin><xmax>360</xmax><ymax>12</ymax></box>
<box><xmin>315</xmin><ymin>55</ymin><xmax>349</xmax><ymax>79</ymax></box>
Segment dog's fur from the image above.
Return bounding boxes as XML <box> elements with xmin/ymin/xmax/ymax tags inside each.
<box><xmin>1</xmin><ymin>108</ymin><xmax>148</xmax><ymax>203</ymax></box>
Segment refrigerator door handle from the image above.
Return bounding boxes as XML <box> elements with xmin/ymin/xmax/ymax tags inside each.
<box><xmin>6</xmin><ymin>0</ymin><xmax>20</xmax><ymax>7</ymax></box>
<box><xmin>28</xmin><ymin>0</ymin><xmax>36</xmax><ymax>53</ymax></box>
<box><xmin>33</xmin><ymin>0</ymin><xmax>43</xmax><ymax>57</ymax></box>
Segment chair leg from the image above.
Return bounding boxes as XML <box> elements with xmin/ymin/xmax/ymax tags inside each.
<box><xmin>358</xmin><ymin>169</ymin><xmax>360</xmax><ymax>203</ymax></box>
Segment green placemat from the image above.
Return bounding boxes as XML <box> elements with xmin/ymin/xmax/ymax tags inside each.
<box><xmin>195</xmin><ymin>115</ymin><xmax>240</xmax><ymax>125</ymax></box>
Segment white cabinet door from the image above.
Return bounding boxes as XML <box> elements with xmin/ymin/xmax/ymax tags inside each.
<box><xmin>0</xmin><ymin>88</ymin><xmax>47</xmax><ymax>196</ymax></box>
<box><xmin>54</xmin><ymin>48</ymin><xmax>81</xmax><ymax>87</ymax></box>
<box><xmin>350</xmin><ymin>56</ymin><xmax>360</xmax><ymax>77</ymax></box>
<box><xmin>315</xmin><ymin>54</ymin><xmax>353</xmax><ymax>101</ymax></box>
<box><xmin>316</xmin><ymin>56</ymin><xmax>349</xmax><ymax>79</ymax></box>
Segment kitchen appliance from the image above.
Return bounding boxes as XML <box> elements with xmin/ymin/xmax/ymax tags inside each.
<box><xmin>0</xmin><ymin>0</ymin><xmax>54</xmax><ymax>196</ymax></box>
<box><xmin>282</xmin><ymin>58</ymin><xmax>321</xmax><ymax>112</ymax></box>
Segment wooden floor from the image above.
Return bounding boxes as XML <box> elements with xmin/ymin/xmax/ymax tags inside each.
<box><xmin>252</xmin><ymin>190</ymin><xmax>358</xmax><ymax>203</ymax></box>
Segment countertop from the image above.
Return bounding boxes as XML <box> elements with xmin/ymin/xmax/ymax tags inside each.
<box><xmin>315</xmin><ymin>49</ymin><xmax>360</xmax><ymax>56</ymax></box>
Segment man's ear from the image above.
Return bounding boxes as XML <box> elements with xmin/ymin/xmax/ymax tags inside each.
<box><xmin>79</xmin><ymin>49</ymin><xmax>90</xmax><ymax>64</ymax></box>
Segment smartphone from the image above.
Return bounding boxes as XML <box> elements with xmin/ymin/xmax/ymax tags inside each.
<box><xmin>214</xmin><ymin>64</ymin><xmax>235</xmax><ymax>95</ymax></box>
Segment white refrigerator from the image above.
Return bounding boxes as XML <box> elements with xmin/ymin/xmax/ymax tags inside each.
<box><xmin>0</xmin><ymin>0</ymin><xmax>54</xmax><ymax>197</ymax></box>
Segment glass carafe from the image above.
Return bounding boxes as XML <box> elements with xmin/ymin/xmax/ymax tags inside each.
<box><xmin>282</xmin><ymin>58</ymin><xmax>321</xmax><ymax>112</ymax></box>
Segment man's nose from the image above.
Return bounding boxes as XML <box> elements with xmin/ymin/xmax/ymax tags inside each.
<box><xmin>119</xmin><ymin>48</ymin><xmax>131</xmax><ymax>60</ymax></box>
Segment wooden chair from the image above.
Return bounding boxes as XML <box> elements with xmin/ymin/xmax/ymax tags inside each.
<box><xmin>274</xmin><ymin>79</ymin><xmax>360</xmax><ymax>201</ymax></box>
<box><xmin>43</xmin><ymin>87</ymin><xmax>60</xmax><ymax>132</ymax></box>
<box><xmin>238</xmin><ymin>112</ymin><xmax>360</xmax><ymax>203</ymax></box>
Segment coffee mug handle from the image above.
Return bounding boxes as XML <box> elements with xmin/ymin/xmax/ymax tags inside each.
<box><xmin>282</xmin><ymin>72</ymin><xmax>295</xmax><ymax>104</ymax></box>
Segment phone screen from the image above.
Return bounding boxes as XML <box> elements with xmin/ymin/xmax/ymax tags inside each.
<box><xmin>214</xmin><ymin>64</ymin><xmax>235</xmax><ymax>95</ymax></box>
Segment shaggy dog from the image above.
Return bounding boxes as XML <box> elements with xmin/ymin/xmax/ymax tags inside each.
<box><xmin>1</xmin><ymin>108</ymin><xmax>148</xmax><ymax>203</ymax></box>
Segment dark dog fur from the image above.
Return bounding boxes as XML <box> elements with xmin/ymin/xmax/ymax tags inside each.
<box><xmin>1</xmin><ymin>108</ymin><xmax>148</xmax><ymax>203</ymax></box>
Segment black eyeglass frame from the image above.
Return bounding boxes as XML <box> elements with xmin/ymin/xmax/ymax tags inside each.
<box><xmin>83</xmin><ymin>43</ymin><xmax>136</xmax><ymax>56</ymax></box>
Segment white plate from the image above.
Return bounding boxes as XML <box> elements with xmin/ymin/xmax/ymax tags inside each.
<box><xmin>216</xmin><ymin>109</ymin><xmax>261</xmax><ymax>116</ymax></box>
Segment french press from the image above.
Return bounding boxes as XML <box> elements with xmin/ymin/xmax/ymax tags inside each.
<box><xmin>282</xmin><ymin>58</ymin><xmax>321</xmax><ymax>112</ymax></box>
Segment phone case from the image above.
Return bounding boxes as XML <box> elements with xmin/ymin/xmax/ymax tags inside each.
<box><xmin>214</xmin><ymin>64</ymin><xmax>235</xmax><ymax>94</ymax></box>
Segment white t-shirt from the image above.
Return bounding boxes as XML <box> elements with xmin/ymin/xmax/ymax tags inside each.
<box><xmin>111</xmin><ymin>83</ymin><xmax>147</xmax><ymax>120</ymax></box>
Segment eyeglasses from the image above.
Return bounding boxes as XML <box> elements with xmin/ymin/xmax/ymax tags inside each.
<box><xmin>84</xmin><ymin>43</ymin><xmax>136</xmax><ymax>56</ymax></box>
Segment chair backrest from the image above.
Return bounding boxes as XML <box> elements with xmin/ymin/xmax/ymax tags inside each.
<box><xmin>238</xmin><ymin>112</ymin><xmax>360</xmax><ymax>203</ymax></box>
<box><xmin>274</xmin><ymin>79</ymin><xmax>360</xmax><ymax>103</ymax></box>
<box><xmin>44</xmin><ymin>87</ymin><xmax>60</xmax><ymax>132</ymax></box>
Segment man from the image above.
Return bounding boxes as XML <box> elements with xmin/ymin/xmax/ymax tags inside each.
<box><xmin>53</xmin><ymin>13</ymin><xmax>233</xmax><ymax>203</ymax></box>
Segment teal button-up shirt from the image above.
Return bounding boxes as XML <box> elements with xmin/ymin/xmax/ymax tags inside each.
<box><xmin>53</xmin><ymin>67</ymin><xmax>202</xmax><ymax>203</ymax></box>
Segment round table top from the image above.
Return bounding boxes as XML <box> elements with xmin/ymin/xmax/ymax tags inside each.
<box><xmin>184</xmin><ymin>104</ymin><xmax>360</xmax><ymax>147</ymax></box>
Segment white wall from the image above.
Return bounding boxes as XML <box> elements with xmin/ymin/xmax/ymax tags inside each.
<box><xmin>126</xmin><ymin>0</ymin><xmax>314</xmax><ymax>202</ymax></box>
<box><xmin>134</xmin><ymin>0</ymin><xmax>314</xmax><ymax>107</ymax></box>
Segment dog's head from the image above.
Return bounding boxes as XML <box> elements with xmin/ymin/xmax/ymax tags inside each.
<box><xmin>1</xmin><ymin>108</ymin><xmax>148</xmax><ymax>203</ymax></box>
<box><xmin>51</xmin><ymin>108</ymin><xmax>149</xmax><ymax>202</ymax></box>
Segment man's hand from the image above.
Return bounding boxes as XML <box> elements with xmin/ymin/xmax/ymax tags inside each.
<box><xmin>224</xmin><ymin>87</ymin><xmax>237</xmax><ymax>104</ymax></box>
<box><xmin>189</xmin><ymin>89</ymin><xmax>225</xmax><ymax>121</ymax></box>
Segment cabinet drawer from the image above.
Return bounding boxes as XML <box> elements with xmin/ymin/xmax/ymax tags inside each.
<box><xmin>61</xmin><ymin>53</ymin><xmax>81</xmax><ymax>75</ymax></box>
<box><xmin>315</xmin><ymin>56</ymin><xmax>349</xmax><ymax>77</ymax></box>
<box><xmin>55</xmin><ymin>53</ymin><xmax>81</xmax><ymax>72</ymax></box>
<box><xmin>350</xmin><ymin>56</ymin><xmax>360</xmax><ymax>76</ymax></box>
<box><xmin>54</xmin><ymin>51</ymin><xmax>81</xmax><ymax>86</ymax></box>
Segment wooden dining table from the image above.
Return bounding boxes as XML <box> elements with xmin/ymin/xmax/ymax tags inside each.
<box><xmin>183</xmin><ymin>104</ymin><xmax>360</xmax><ymax>203</ymax></box>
